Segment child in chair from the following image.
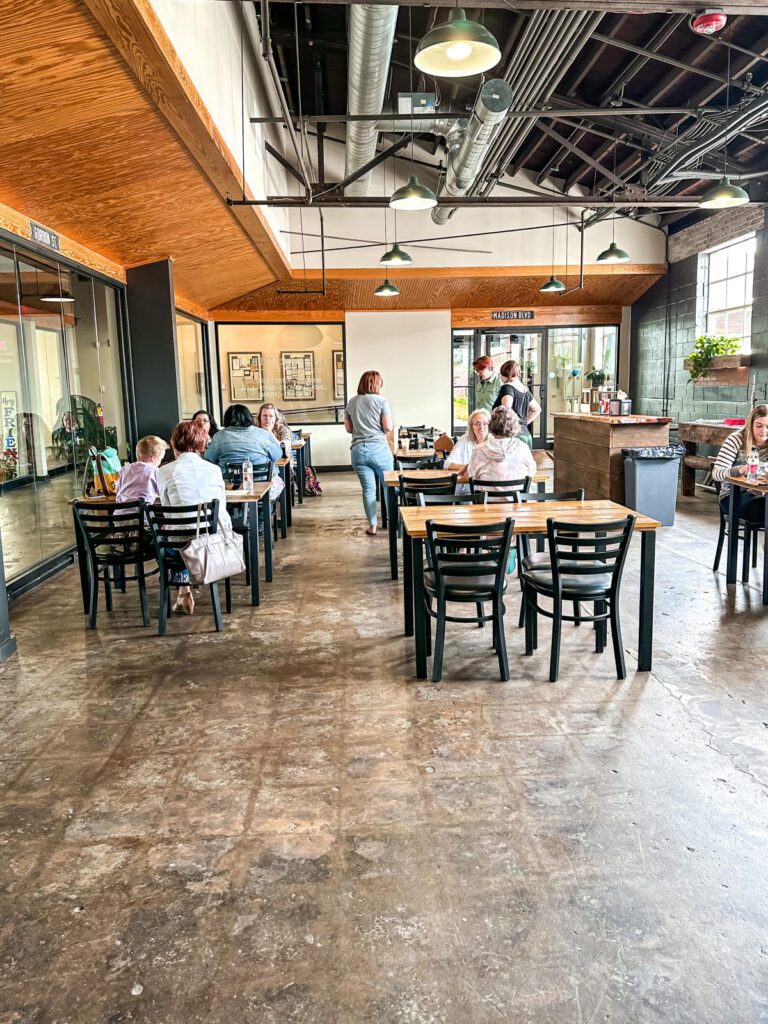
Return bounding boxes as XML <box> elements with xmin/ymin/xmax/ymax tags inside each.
<box><xmin>116</xmin><ymin>435</ymin><xmax>168</xmax><ymax>506</ymax></box>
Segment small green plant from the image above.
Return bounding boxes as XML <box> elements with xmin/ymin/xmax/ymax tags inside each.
<box><xmin>585</xmin><ymin>367</ymin><xmax>606</xmax><ymax>388</ymax></box>
<box><xmin>686</xmin><ymin>334</ymin><xmax>740</xmax><ymax>381</ymax></box>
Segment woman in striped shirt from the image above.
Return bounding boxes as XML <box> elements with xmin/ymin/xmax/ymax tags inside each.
<box><xmin>712</xmin><ymin>404</ymin><xmax>768</xmax><ymax>523</ymax></box>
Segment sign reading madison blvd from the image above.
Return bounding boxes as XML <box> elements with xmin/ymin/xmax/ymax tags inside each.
<box><xmin>490</xmin><ymin>310</ymin><xmax>534</xmax><ymax>321</ymax></box>
<box><xmin>29</xmin><ymin>222</ymin><xmax>61</xmax><ymax>252</ymax></box>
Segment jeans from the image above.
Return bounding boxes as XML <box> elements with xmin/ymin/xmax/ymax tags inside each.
<box><xmin>350</xmin><ymin>442</ymin><xmax>394</xmax><ymax>526</ymax></box>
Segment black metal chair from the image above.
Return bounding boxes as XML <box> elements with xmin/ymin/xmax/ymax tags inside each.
<box><xmin>469</xmin><ymin>475</ymin><xmax>531</xmax><ymax>502</ymax></box>
<box><xmin>224</xmin><ymin>460</ymin><xmax>277</xmax><ymax>565</ymax></box>
<box><xmin>73</xmin><ymin>499</ymin><xmax>157</xmax><ymax>629</ymax></box>
<box><xmin>398</xmin><ymin>473</ymin><xmax>457</xmax><ymax>507</ymax></box>
<box><xmin>416</xmin><ymin>493</ymin><xmax>488</xmax><ymax>507</ymax></box>
<box><xmin>424</xmin><ymin>518</ymin><xmax>515</xmax><ymax>683</ymax></box>
<box><xmin>712</xmin><ymin>481</ymin><xmax>763</xmax><ymax>581</ymax></box>
<box><xmin>521</xmin><ymin>515</ymin><xmax>635</xmax><ymax>683</ymax></box>
<box><xmin>146</xmin><ymin>501</ymin><xmax>230</xmax><ymax>636</ymax></box>
<box><xmin>395</xmin><ymin>453</ymin><xmax>442</xmax><ymax>471</ymax></box>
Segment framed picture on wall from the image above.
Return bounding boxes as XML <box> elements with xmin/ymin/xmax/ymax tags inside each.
<box><xmin>229</xmin><ymin>353</ymin><xmax>264</xmax><ymax>402</ymax></box>
<box><xmin>281</xmin><ymin>351</ymin><xmax>315</xmax><ymax>401</ymax></box>
<box><xmin>333</xmin><ymin>350</ymin><xmax>345</xmax><ymax>400</ymax></box>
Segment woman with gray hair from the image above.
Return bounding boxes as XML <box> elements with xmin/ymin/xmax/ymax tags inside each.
<box><xmin>467</xmin><ymin>406</ymin><xmax>536</xmax><ymax>500</ymax></box>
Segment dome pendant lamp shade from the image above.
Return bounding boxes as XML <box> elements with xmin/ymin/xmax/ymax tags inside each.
<box><xmin>596</xmin><ymin>241</ymin><xmax>631</xmax><ymax>265</ymax></box>
<box><xmin>414</xmin><ymin>7</ymin><xmax>501</xmax><ymax>78</ymax></box>
<box><xmin>379</xmin><ymin>243</ymin><xmax>413</xmax><ymax>267</ymax></box>
<box><xmin>374</xmin><ymin>279</ymin><xmax>400</xmax><ymax>297</ymax></box>
<box><xmin>699</xmin><ymin>175</ymin><xmax>750</xmax><ymax>209</ymax></box>
<box><xmin>41</xmin><ymin>290</ymin><xmax>76</xmax><ymax>303</ymax></box>
<box><xmin>539</xmin><ymin>275</ymin><xmax>566</xmax><ymax>294</ymax></box>
<box><xmin>389</xmin><ymin>174</ymin><xmax>437</xmax><ymax>211</ymax></box>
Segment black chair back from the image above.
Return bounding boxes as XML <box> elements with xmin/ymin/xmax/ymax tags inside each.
<box><xmin>517</xmin><ymin>489</ymin><xmax>585</xmax><ymax>503</ymax></box>
<box><xmin>546</xmin><ymin>515</ymin><xmax>635</xmax><ymax>597</ymax></box>
<box><xmin>416</xmin><ymin>492</ymin><xmax>487</xmax><ymax>507</ymax></box>
<box><xmin>469</xmin><ymin>476</ymin><xmax>531</xmax><ymax>502</ymax></box>
<box><xmin>74</xmin><ymin>500</ymin><xmax>147</xmax><ymax>563</ymax></box>
<box><xmin>146</xmin><ymin>501</ymin><xmax>219</xmax><ymax>559</ymax></box>
<box><xmin>224</xmin><ymin>461</ymin><xmax>273</xmax><ymax>486</ymax></box>
<box><xmin>426</xmin><ymin>519</ymin><xmax>514</xmax><ymax>595</ymax></box>
<box><xmin>398</xmin><ymin>473</ymin><xmax>457</xmax><ymax>507</ymax></box>
<box><xmin>396</xmin><ymin>454</ymin><xmax>441</xmax><ymax>471</ymax></box>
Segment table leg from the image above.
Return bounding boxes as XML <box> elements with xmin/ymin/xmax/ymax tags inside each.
<box><xmin>380</xmin><ymin>478</ymin><xmax>388</xmax><ymax>529</ymax></box>
<box><xmin>413</xmin><ymin>539</ymin><xmax>427</xmax><ymax>679</ymax></box>
<box><xmin>248</xmin><ymin>505</ymin><xmax>260</xmax><ymax>606</ymax></box>
<box><xmin>681</xmin><ymin>442</ymin><xmax>696</xmax><ymax>497</ymax></box>
<box><xmin>73</xmin><ymin>507</ymin><xmax>91</xmax><ymax>614</ymax></box>
<box><xmin>388</xmin><ymin>486</ymin><xmax>399</xmax><ymax>581</ymax></box>
<box><xmin>638</xmin><ymin>530</ymin><xmax>656</xmax><ymax>672</ymax></box>
<box><xmin>297</xmin><ymin>447</ymin><xmax>305</xmax><ymax>504</ymax></box>
<box><xmin>278</xmin><ymin>466</ymin><xmax>288</xmax><ymax>539</ymax></box>
<box><xmin>403</xmin><ymin>527</ymin><xmax>413</xmax><ymax>637</ymax></box>
<box><xmin>262</xmin><ymin>492</ymin><xmax>273</xmax><ymax>583</ymax></box>
<box><xmin>726</xmin><ymin>485</ymin><xmax>739</xmax><ymax>585</ymax></box>
<box><xmin>763</xmin><ymin>493</ymin><xmax>768</xmax><ymax>605</ymax></box>
<box><xmin>304</xmin><ymin>437</ymin><xmax>313</xmax><ymax>469</ymax></box>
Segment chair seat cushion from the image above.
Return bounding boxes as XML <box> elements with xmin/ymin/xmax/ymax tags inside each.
<box><xmin>523</xmin><ymin>568</ymin><xmax>612</xmax><ymax>597</ymax></box>
<box><xmin>521</xmin><ymin>551</ymin><xmax>550</xmax><ymax>571</ymax></box>
<box><xmin>425</xmin><ymin>569</ymin><xmax>506</xmax><ymax>598</ymax></box>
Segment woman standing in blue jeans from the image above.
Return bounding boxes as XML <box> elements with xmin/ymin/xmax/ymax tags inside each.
<box><xmin>345</xmin><ymin>370</ymin><xmax>394</xmax><ymax>535</ymax></box>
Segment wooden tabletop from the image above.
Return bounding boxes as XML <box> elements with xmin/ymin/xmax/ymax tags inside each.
<box><xmin>276</xmin><ymin>457</ymin><xmax>290</xmax><ymax>467</ymax></box>
<box><xmin>399</xmin><ymin>499</ymin><xmax>660</xmax><ymax>539</ymax></box>
<box><xmin>225</xmin><ymin>480</ymin><xmax>271</xmax><ymax>504</ymax></box>
<box><xmin>395</xmin><ymin>448</ymin><xmax>436</xmax><ymax>459</ymax></box>
<box><xmin>552</xmin><ymin>413</ymin><xmax>672</xmax><ymax>426</ymax></box>
<box><xmin>725</xmin><ymin>473</ymin><xmax>768</xmax><ymax>495</ymax></box>
<box><xmin>383</xmin><ymin>468</ymin><xmax>548</xmax><ymax>487</ymax></box>
<box><xmin>69</xmin><ymin>493</ymin><xmax>116</xmax><ymax>505</ymax></box>
<box><xmin>291</xmin><ymin>440</ymin><xmax>306</xmax><ymax>450</ymax></box>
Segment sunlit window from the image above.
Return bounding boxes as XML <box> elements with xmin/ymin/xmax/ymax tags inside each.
<box><xmin>704</xmin><ymin>233</ymin><xmax>755</xmax><ymax>351</ymax></box>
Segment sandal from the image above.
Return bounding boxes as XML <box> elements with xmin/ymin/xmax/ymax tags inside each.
<box><xmin>173</xmin><ymin>593</ymin><xmax>195</xmax><ymax>615</ymax></box>
<box><xmin>365</xmin><ymin>526</ymin><xmax>378</xmax><ymax>536</ymax></box>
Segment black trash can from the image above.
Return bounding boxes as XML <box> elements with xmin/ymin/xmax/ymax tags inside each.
<box><xmin>622</xmin><ymin>444</ymin><xmax>686</xmax><ymax>527</ymax></box>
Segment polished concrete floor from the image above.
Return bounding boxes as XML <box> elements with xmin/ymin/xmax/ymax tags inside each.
<box><xmin>0</xmin><ymin>471</ymin><xmax>79</xmax><ymax>581</ymax></box>
<box><xmin>1</xmin><ymin>474</ymin><xmax>768</xmax><ymax>1023</ymax></box>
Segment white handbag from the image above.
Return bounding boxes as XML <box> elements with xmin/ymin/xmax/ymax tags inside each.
<box><xmin>181</xmin><ymin>503</ymin><xmax>245</xmax><ymax>584</ymax></box>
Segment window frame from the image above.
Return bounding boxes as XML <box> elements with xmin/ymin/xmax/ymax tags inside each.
<box><xmin>700</xmin><ymin>232</ymin><xmax>756</xmax><ymax>353</ymax></box>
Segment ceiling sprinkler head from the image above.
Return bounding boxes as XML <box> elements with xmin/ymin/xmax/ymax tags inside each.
<box><xmin>689</xmin><ymin>9</ymin><xmax>727</xmax><ymax>35</ymax></box>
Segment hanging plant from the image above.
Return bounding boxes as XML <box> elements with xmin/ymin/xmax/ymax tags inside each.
<box><xmin>685</xmin><ymin>335</ymin><xmax>740</xmax><ymax>382</ymax></box>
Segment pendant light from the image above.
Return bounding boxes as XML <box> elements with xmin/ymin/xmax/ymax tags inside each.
<box><xmin>375</xmin><ymin>279</ymin><xmax>400</xmax><ymax>297</ymax></box>
<box><xmin>596</xmin><ymin>146</ymin><xmax>631</xmax><ymax>264</ymax></box>
<box><xmin>414</xmin><ymin>6</ymin><xmax>501</xmax><ymax>79</ymax></box>
<box><xmin>700</xmin><ymin>31</ymin><xmax>750</xmax><ymax>209</ymax></box>
<box><xmin>41</xmin><ymin>290</ymin><xmax>75</xmax><ymax>303</ymax></box>
<box><xmin>390</xmin><ymin>8</ymin><xmax>438</xmax><ymax>211</ymax></box>
<box><xmin>540</xmin><ymin>206</ymin><xmax>565</xmax><ymax>293</ymax></box>
<box><xmin>380</xmin><ymin>242</ymin><xmax>413</xmax><ymax>267</ymax></box>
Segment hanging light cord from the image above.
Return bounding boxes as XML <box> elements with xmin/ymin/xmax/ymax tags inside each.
<box><xmin>724</xmin><ymin>26</ymin><xmax>732</xmax><ymax>175</ymax></box>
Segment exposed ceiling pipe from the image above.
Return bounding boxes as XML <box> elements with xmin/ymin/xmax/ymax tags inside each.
<box><xmin>344</xmin><ymin>4</ymin><xmax>399</xmax><ymax>196</ymax></box>
<box><xmin>432</xmin><ymin>79</ymin><xmax>513</xmax><ymax>225</ymax></box>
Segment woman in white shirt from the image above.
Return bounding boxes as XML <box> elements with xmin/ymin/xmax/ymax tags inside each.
<box><xmin>157</xmin><ymin>419</ymin><xmax>231</xmax><ymax>615</ymax></box>
<box><xmin>467</xmin><ymin>406</ymin><xmax>537</xmax><ymax>501</ymax></box>
<box><xmin>445</xmin><ymin>409</ymin><xmax>490</xmax><ymax>482</ymax></box>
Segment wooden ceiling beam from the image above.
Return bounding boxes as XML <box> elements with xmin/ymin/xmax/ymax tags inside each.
<box><xmin>82</xmin><ymin>0</ymin><xmax>292</xmax><ymax>282</ymax></box>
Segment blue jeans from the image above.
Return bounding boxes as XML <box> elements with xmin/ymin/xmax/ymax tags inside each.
<box><xmin>351</xmin><ymin>443</ymin><xmax>394</xmax><ymax>526</ymax></box>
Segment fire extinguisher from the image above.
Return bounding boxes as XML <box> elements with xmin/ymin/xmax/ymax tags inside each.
<box><xmin>96</xmin><ymin>402</ymin><xmax>105</xmax><ymax>427</ymax></box>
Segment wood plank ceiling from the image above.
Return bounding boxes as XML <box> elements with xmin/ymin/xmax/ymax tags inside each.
<box><xmin>0</xmin><ymin>0</ymin><xmax>282</xmax><ymax>309</ymax></box>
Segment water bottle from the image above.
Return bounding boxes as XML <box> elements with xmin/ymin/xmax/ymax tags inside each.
<box><xmin>242</xmin><ymin>458</ymin><xmax>253</xmax><ymax>492</ymax></box>
<box><xmin>746</xmin><ymin>447</ymin><xmax>759</xmax><ymax>483</ymax></box>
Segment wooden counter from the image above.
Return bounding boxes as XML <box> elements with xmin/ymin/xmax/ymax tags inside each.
<box><xmin>553</xmin><ymin>413</ymin><xmax>671</xmax><ymax>502</ymax></box>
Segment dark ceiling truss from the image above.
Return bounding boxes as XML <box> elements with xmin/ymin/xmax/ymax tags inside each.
<box><xmin>259</xmin><ymin>0</ymin><xmax>768</xmax><ymax>221</ymax></box>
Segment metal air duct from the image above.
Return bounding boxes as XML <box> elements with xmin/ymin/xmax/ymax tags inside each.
<box><xmin>344</xmin><ymin>4</ymin><xmax>399</xmax><ymax>196</ymax></box>
<box><xmin>432</xmin><ymin>78</ymin><xmax>512</xmax><ymax>224</ymax></box>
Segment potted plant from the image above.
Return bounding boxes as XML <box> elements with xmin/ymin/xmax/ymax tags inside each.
<box><xmin>685</xmin><ymin>335</ymin><xmax>743</xmax><ymax>383</ymax></box>
<box><xmin>585</xmin><ymin>367</ymin><xmax>607</xmax><ymax>388</ymax></box>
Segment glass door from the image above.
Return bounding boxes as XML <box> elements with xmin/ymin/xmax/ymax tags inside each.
<box><xmin>479</xmin><ymin>330</ymin><xmax>547</xmax><ymax>448</ymax></box>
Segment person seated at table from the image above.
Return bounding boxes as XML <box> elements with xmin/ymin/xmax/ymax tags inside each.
<box><xmin>493</xmin><ymin>360</ymin><xmax>541</xmax><ymax>449</ymax></box>
<box><xmin>445</xmin><ymin>409</ymin><xmax>490</xmax><ymax>483</ymax></box>
<box><xmin>158</xmin><ymin>420</ymin><xmax>231</xmax><ymax>616</ymax></box>
<box><xmin>204</xmin><ymin>403</ymin><xmax>284</xmax><ymax>499</ymax></box>
<box><xmin>713</xmin><ymin>404</ymin><xmax>768</xmax><ymax>524</ymax></box>
<box><xmin>258</xmin><ymin>402</ymin><xmax>294</xmax><ymax>462</ymax></box>
<box><xmin>192</xmin><ymin>409</ymin><xmax>219</xmax><ymax>446</ymax></box>
<box><xmin>116</xmin><ymin>435</ymin><xmax>168</xmax><ymax>507</ymax></box>
<box><xmin>467</xmin><ymin>406</ymin><xmax>536</xmax><ymax>501</ymax></box>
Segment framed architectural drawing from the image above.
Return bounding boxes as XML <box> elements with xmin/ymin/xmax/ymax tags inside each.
<box><xmin>229</xmin><ymin>353</ymin><xmax>264</xmax><ymax>402</ymax></box>
<box><xmin>333</xmin><ymin>350</ymin><xmax>345</xmax><ymax>400</ymax></box>
<box><xmin>281</xmin><ymin>351</ymin><xmax>315</xmax><ymax>401</ymax></box>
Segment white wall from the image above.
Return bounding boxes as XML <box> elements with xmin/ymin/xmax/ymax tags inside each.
<box><xmin>149</xmin><ymin>0</ymin><xmax>290</xmax><ymax>254</ymax></box>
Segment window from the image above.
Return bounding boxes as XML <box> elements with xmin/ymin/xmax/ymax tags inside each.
<box><xmin>176</xmin><ymin>313</ymin><xmax>206</xmax><ymax>418</ymax></box>
<box><xmin>704</xmin><ymin>233</ymin><xmax>755</xmax><ymax>351</ymax></box>
<box><xmin>217</xmin><ymin>322</ymin><xmax>345</xmax><ymax>425</ymax></box>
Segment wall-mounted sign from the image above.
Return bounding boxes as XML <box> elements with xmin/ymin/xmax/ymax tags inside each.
<box><xmin>491</xmin><ymin>310</ymin><xmax>534</xmax><ymax>321</ymax></box>
<box><xmin>29</xmin><ymin>222</ymin><xmax>61</xmax><ymax>252</ymax></box>
<box><xmin>1</xmin><ymin>391</ymin><xmax>18</xmax><ymax>453</ymax></box>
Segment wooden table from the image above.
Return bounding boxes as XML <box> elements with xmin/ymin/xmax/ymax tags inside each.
<box><xmin>382</xmin><ymin>467</ymin><xmax>550</xmax><ymax>582</ymax></box>
<box><xmin>292</xmin><ymin>440</ymin><xmax>306</xmax><ymax>503</ymax></box>
<box><xmin>678</xmin><ymin>421</ymin><xmax>734</xmax><ymax>496</ymax></box>
<box><xmin>399</xmin><ymin>500</ymin><xmax>661</xmax><ymax>679</ymax></box>
<box><xmin>395</xmin><ymin>448</ymin><xmax>436</xmax><ymax>460</ymax></box>
<box><xmin>226</xmin><ymin>480</ymin><xmax>273</xmax><ymax>606</ymax></box>
<box><xmin>553</xmin><ymin>413</ymin><xmax>671</xmax><ymax>502</ymax></box>
<box><xmin>724</xmin><ymin>474</ymin><xmax>768</xmax><ymax>602</ymax></box>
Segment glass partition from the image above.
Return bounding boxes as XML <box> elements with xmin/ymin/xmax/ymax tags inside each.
<box><xmin>217</xmin><ymin>322</ymin><xmax>345</xmax><ymax>425</ymax></box>
<box><xmin>176</xmin><ymin>312</ymin><xmax>206</xmax><ymax>418</ymax></box>
<box><xmin>0</xmin><ymin>242</ymin><xmax>127</xmax><ymax>583</ymax></box>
